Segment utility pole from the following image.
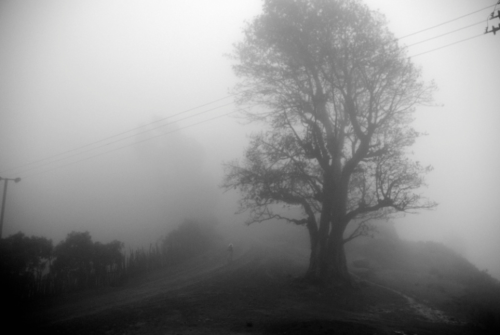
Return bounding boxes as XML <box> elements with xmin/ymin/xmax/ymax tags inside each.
<box><xmin>485</xmin><ymin>1</ymin><xmax>500</xmax><ymax>35</ymax></box>
<box><xmin>0</xmin><ymin>176</ymin><xmax>21</xmax><ymax>239</ymax></box>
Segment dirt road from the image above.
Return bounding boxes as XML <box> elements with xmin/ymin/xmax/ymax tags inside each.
<box><xmin>25</xmin><ymin>241</ymin><xmax>483</xmax><ymax>334</ymax></box>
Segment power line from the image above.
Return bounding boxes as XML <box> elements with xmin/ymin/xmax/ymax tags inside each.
<box><xmin>9</xmin><ymin>102</ymin><xmax>235</xmax><ymax>176</ymax></box>
<box><xmin>14</xmin><ymin>34</ymin><xmax>486</xmax><ymax>177</ymax></box>
<box><xmin>394</xmin><ymin>4</ymin><xmax>495</xmax><ymax>52</ymax></box>
<box><xmin>6</xmin><ymin>4</ymin><xmax>496</xmax><ymax>178</ymax></box>
<box><xmin>22</xmin><ymin>105</ymin><xmax>256</xmax><ymax>179</ymax></box>
<box><xmin>405</xmin><ymin>20</ymin><xmax>485</xmax><ymax>48</ymax></box>
<box><xmin>21</xmin><ymin>108</ymin><xmax>246</xmax><ymax>179</ymax></box>
<box><xmin>0</xmin><ymin>95</ymin><xmax>235</xmax><ymax>175</ymax></box>
<box><xmin>397</xmin><ymin>4</ymin><xmax>496</xmax><ymax>40</ymax></box>
<box><xmin>409</xmin><ymin>32</ymin><xmax>486</xmax><ymax>58</ymax></box>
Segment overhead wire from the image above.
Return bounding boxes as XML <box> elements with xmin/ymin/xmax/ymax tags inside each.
<box><xmin>9</xmin><ymin>101</ymin><xmax>235</xmax><ymax>177</ymax></box>
<box><xmin>397</xmin><ymin>3</ymin><xmax>495</xmax><ymax>57</ymax></box>
<box><xmin>0</xmin><ymin>95</ymin><xmax>235</xmax><ymax>175</ymax></box>
<box><xmin>5</xmin><ymin>3</ymin><xmax>495</xmax><ymax>178</ymax></box>
<box><xmin>396</xmin><ymin>3</ymin><xmax>496</xmax><ymax>40</ymax></box>
<box><xmin>405</xmin><ymin>19</ymin><xmax>485</xmax><ymax>48</ymax></box>
<box><xmin>409</xmin><ymin>32</ymin><xmax>486</xmax><ymax>58</ymax></box>
<box><xmin>22</xmin><ymin>105</ymin><xmax>255</xmax><ymax>179</ymax></box>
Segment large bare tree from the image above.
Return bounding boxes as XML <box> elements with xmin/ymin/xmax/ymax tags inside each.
<box><xmin>223</xmin><ymin>0</ymin><xmax>436</xmax><ymax>285</ymax></box>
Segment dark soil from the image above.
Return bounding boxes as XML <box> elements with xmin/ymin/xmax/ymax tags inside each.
<box><xmin>20</xmin><ymin>243</ymin><xmax>493</xmax><ymax>334</ymax></box>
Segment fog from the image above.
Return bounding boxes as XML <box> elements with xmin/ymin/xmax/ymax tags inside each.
<box><xmin>1</xmin><ymin>1</ymin><xmax>499</xmax><ymax>278</ymax></box>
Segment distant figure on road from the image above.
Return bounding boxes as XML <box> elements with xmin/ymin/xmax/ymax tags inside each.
<box><xmin>227</xmin><ymin>243</ymin><xmax>234</xmax><ymax>264</ymax></box>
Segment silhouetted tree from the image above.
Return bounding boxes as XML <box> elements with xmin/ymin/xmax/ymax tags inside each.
<box><xmin>224</xmin><ymin>0</ymin><xmax>435</xmax><ymax>285</ymax></box>
<box><xmin>92</xmin><ymin>240</ymin><xmax>124</xmax><ymax>286</ymax></box>
<box><xmin>0</xmin><ymin>232</ymin><xmax>52</xmax><ymax>300</ymax></box>
<box><xmin>162</xmin><ymin>219</ymin><xmax>216</xmax><ymax>264</ymax></box>
<box><xmin>52</xmin><ymin>231</ymin><xmax>94</xmax><ymax>291</ymax></box>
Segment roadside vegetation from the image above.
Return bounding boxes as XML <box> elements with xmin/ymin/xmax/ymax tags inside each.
<box><xmin>3</xmin><ymin>218</ymin><xmax>500</xmax><ymax>333</ymax></box>
<box><xmin>0</xmin><ymin>218</ymin><xmax>219</xmax><ymax>304</ymax></box>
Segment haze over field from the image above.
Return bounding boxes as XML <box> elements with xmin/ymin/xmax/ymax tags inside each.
<box><xmin>1</xmin><ymin>0</ymin><xmax>499</xmax><ymax>279</ymax></box>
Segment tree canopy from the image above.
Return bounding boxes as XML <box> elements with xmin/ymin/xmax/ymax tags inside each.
<box><xmin>223</xmin><ymin>0</ymin><xmax>435</xmax><ymax>284</ymax></box>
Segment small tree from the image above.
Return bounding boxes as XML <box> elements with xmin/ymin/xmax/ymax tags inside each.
<box><xmin>223</xmin><ymin>0</ymin><xmax>436</xmax><ymax>285</ymax></box>
<box><xmin>162</xmin><ymin>219</ymin><xmax>216</xmax><ymax>264</ymax></box>
<box><xmin>92</xmin><ymin>240</ymin><xmax>124</xmax><ymax>286</ymax></box>
<box><xmin>52</xmin><ymin>231</ymin><xmax>94</xmax><ymax>290</ymax></box>
<box><xmin>0</xmin><ymin>232</ymin><xmax>53</xmax><ymax>299</ymax></box>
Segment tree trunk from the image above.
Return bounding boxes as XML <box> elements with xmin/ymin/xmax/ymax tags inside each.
<box><xmin>325</xmin><ymin>173</ymin><xmax>352</xmax><ymax>285</ymax></box>
<box><xmin>325</xmin><ymin>203</ymin><xmax>352</xmax><ymax>285</ymax></box>
<box><xmin>303</xmin><ymin>168</ymin><xmax>353</xmax><ymax>286</ymax></box>
<box><xmin>326</xmin><ymin>234</ymin><xmax>351</xmax><ymax>285</ymax></box>
<box><xmin>304</xmin><ymin>218</ymin><xmax>351</xmax><ymax>286</ymax></box>
<box><xmin>305</xmin><ymin>231</ymin><xmax>320</xmax><ymax>281</ymax></box>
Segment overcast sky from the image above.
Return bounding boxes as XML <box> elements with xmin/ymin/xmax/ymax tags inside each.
<box><xmin>1</xmin><ymin>0</ymin><xmax>499</xmax><ymax>278</ymax></box>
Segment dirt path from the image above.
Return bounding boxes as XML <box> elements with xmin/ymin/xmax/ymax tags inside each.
<box><xmin>360</xmin><ymin>277</ymin><xmax>464</xmax><ymax>326</ymax></box>
<box><xmin>31</xmin><ymin>242</ymin><xmax>256</xmax><ymax>325</ymax></box>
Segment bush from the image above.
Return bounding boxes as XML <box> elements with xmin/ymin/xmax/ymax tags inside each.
<box><xmin>0</xmin><ymin>232</ymin><xmax>53</xmax><ymax>301</ymax></box>
<box><xmin>162</xmin><ymin>219</ymin><xmax>217</xmax><ymax>264</ymax></box>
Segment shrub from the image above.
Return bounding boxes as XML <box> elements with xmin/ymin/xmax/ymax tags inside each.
<box><xmin>162</xmin><ymin>219</ymin><xmax>217</xmax><ymax>264</ymax></box>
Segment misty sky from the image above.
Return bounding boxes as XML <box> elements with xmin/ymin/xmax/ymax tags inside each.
<box><xmin>1</xmin><ymin>1</ymin><xmax>499</xmax><ymax>278</ymax></box>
